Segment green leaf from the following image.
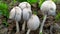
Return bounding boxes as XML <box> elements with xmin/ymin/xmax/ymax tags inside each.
<box><xmin>39</xmin><ymin>0</ymin><xmax>45</xmax><ymax>7</ymax></box>
<box><xmin>17</xmin><ymin>0</ymin><xmax>27</xmax><ymax>2</ymax></box>
<box><xmin>0</xmin><ymin>10</ymin><xmax>3</xmax><ymax>16</ymax></box>
<box><xmin>3</xmin><ymin>9</ymin><xmax>9</xmax><ymax>17</ymax></box>
<box><xmin>27</xmin><ymin>0</ymin><xmax>38</xmax><ymax>4</ymax></box>
<box><xmin>55</xmin><ymin>13</ymin><xmax>60</xmax><ymax>21</ymax></box>
<box><xmin>0</xmin><ymin>1</ymin><xmax>9</xmax><ymax>27</ymax></box>
<box><xmin>13</xmin><ymin>0</ymin><xmax>16</xmax><ymax>2</ymax></box>
<box><xmin>0</xmin><ymin>2</ymin><xmax>8</xmax><ymax>10</ymax></box>
<box><xmin>52</xmin><ymin>0</ymin><xmax>57</xmax><ymax>3</ymax></box>
<box><xmin>0</xmin><ymin>1</ymin><xmax>9</xmax><ymax>18</ymax></box>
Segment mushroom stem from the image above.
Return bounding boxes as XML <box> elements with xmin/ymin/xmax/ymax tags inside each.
<box><xmin>26</xmin><ymin>29</ymin><xmax>31</xmax><ymax>34</ymax></box>
<box><xmin>39</xmin><ymin>15</ymin><xmax>47</xmax><ymax>34</ymax></box>
<box><xmin>16</xmin><ymin>21</ymin><xmax>20</xmax><ymax>32</ymax></box>
<box><xmin>22</xmin><ymin>21</ymin><xmax>26</xmax><ymax>31</ymax></box>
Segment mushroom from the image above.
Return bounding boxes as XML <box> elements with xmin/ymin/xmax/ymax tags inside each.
<box><xmin>26</xmin><ymin>14</ymin><xmax>40</xmax><ymax>34</ymax></box>
<box><xmin>18</xmin><ymin>2</ymin><xmax>32</xmax><ymax>31</ymax></box>
<box><xmin>39</xmin><ymin>0</ymin><xmax>56</xmax><ymax>34</ymax></box>
<box><xmin>22</xmin><ymin>8</ymin><xmax>32</xmax><ymax>31</ymax></box>
<box><xmin>19</xmin><ymin>2</ymin><xmax>31</xmax><ymax>9</ymax></box>
<box><xmin>9</xmin><ymin>6</ymin><xmax>22</xmax><ymax>33</ymax></box>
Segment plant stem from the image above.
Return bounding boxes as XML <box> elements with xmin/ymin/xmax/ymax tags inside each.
<box><xmin>39</xmin><ymin>15</ymin><xmax>47</xmax><ymax>34</ymax></box>
<box><xmin>26</xmin><ymin>29</ymin><xmax>31</xmax><ymax>34</ymax></box>
<box><xmin>22</xmin><ymin>21</ymin><xmax>25</xmax><ymax>31</ymax></box>
<box><xmin>16</xmin><ymin>21</ymin><xmax>20</xmax><ymax>32</ymax></box>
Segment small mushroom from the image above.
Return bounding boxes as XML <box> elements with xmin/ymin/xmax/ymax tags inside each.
<box><xmin>22</xmin><ymin>8</ymin><xmax>32</xmax><ymax>31</ymax></box>
<box><xmin>39</xmin><ymin>0</ymin><xmax>56</xmax><ymax>34</ymax></box>
<box><xmin>9</xmin><ymin>6</ymin><xmax>22</xmax><ymax>33</ymax></box>
<box><xmin>19</xmin><ymin>2</ymin><xmax>31</xmax><ymax>9</ymax></box>
<box><xmin>18</xmin><ymin>2</ymin><xmax>32</xmax><ymax>31</ymax></box>
<box><xmin>26</xmin><ymin>14</ymin><xmax>40</xmax><ymax>34</ymax></box>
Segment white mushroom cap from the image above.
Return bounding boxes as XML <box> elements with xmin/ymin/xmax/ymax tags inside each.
<box><xmin>23</xmin><ymin>8</ymin><xmax>32</xmax><ymax>21</ymax></box>
<box><xmin>9</xmin><ymin>6</ymin><xmax>22</xmax><ymax>21</ymax></box>
<box><xmin>27</xmin><ymin>14</ymin><xmax>40</xmax><ymax>30</ymax></box>
<box><xmin>40</xmin><ymin>1</ymin><xmax>56</xmax><ymax>16</ymax></box>
<box><xmin>19</xmin><ymin>2</ymin><xmax>31</xmax><ymax>9</ymax></box>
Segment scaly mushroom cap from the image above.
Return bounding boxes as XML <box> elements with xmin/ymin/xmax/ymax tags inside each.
<box><xmin>19</xmin><ymin>2</ymin><xmax>31</xmax><ymax>9</ymax></box>
<box><xmin>9</xmin><ymin>6</ymin><xmax>22</xmax><ymax>21</ymax></box>
<box><xmin>23</xmin><ymin>8</ymin><xmax>32</xmax><ymax>21</ymax></box>
<box><xmin>40</xmin><ymin>1</ymin><xmax>56</xmax><ymax>16</ymax></box>
<box><xmin>27</xmin><ymin>14</ymin><xmax>40</xmax><ymax>30</ymax></box>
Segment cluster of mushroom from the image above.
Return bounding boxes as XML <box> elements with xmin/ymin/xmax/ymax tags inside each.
<box><xmin>9</xmin><ymin>2</ymin><xmax>40</xmax><ymax>34</ymax></box>
<box><xmin>9</xmin><ymin>0</ymin><xmax>56</xmax><ymax>34</ymax></box>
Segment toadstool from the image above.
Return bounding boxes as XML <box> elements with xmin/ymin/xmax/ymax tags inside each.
<box><xmin>26</xmin><ymin>14</ymin><xmax>40</xmax><ymax>34</ymax></box>
<box><xmin>22</xmin><ymin>8</ymin><xmax>32</xmax><ymax>31</ymax></box>
<box><xmin>39</xmin><ymin>0</ymin><xmax>56</xmax><ymax>34</ymax></box>
<box><xmin>18</xmin><ymin>2</ymin><xmax>32</xmax><ymax>31</ymax></box>
<box><xmin>9</xmin><ymin>6</ymin><xmax>22</xmax><ymax>33</ymax></box>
